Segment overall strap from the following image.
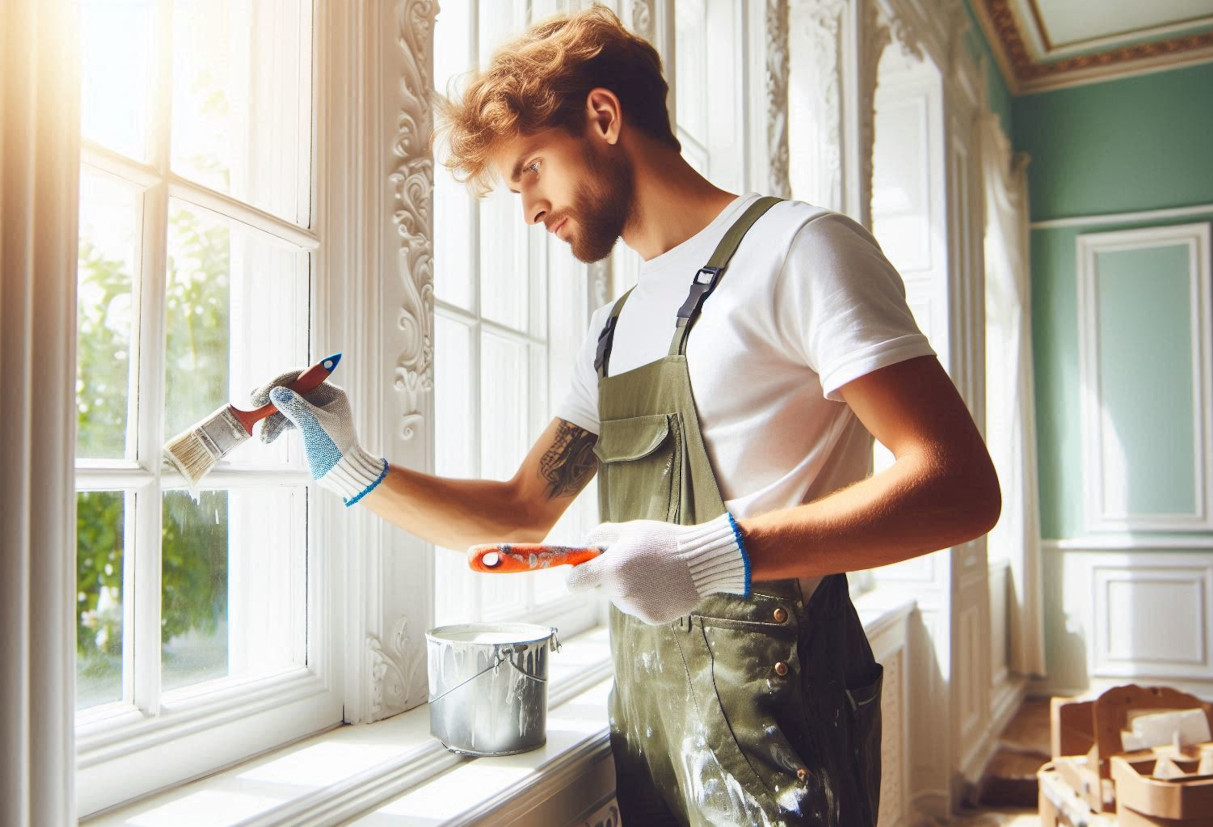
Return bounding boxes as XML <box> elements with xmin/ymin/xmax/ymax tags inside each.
<box><xmin>668</xmin><ymin>196</ymin><xmax>782</xmax><ymax>357</ymax></box>
<box><xmin>595</xmin><ymin>286</ymin><xmax>635</xmax><ymax>380</ymax></box>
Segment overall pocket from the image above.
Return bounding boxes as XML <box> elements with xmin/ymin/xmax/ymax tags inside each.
<box><xmin>845</xmin><ymin>663</ymin><xmax>884</xmax><ymax>826</ymax></box>
<box><xmin>594</xmin><ymin>413</ymin><xmax>683</xmax><ymax>523</ymax></box>
<box><xmin>698</xmin><ymin>618</ymin><xmax>816</xmax><ymax>807</ymax></box>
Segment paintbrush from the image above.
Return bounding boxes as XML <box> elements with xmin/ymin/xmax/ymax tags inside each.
<box><xmin>163</xmin><ymin>353</ymin><xmax>342</xmax><ymax>487</ymax></box>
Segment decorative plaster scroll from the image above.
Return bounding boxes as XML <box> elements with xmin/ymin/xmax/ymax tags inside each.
<box><xmin>367</xmin><ymin>614</ymin><xmax>427</xmax><ymax>719</ymax></box>
<box><xmin>391</xmin><ymin>0</ymin><xmax>438</xmax><ymax>441</ymax></box>
<box><xmin>858</xmin><ymin>0</ymin><xmax>891</xmax><ymax>228</ymax></box>
<box><xmin>789</xmin><ymin>0</ymin><xmax>845</xmax><ymax>209</ymax></box>
<box><xmin>631</xmin><ymin>0</ymin><xmax>654</xmax><ymax>41</ymax></box>
<box><xmin>766</xmin><ymin>0</ymin><xmax>791</xmax><ymax>199</ymax></box>
<box><xmin>885</xmin><ymin>2</ymin><xmax>926</xmax><ymax>62</ymax></box>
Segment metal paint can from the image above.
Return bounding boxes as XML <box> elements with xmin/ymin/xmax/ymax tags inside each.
<box><xmin>425</xmin><ymin>623</ymin><xmax>560</xmax><ymax>756</ymax></box>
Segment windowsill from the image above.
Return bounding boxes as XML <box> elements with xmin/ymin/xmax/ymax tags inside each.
<box><xmin>86</xmin><ymin>595</ymin><xmax>917</xmax><ymax>826</ymax></box>
<box><xmin>84</xmin><ymin>626</ymin><xmax>614</xmax><ymax>827</ymax></box>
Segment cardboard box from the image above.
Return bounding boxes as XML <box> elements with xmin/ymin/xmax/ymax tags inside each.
<box><xmin>1052</xmin><ymin>753</ymin><xmax>1115</xmax><ymax>814</ymax></box>
<box><xmin>1049</xmin><ymin>684</ymin><xmax>1213</xmax><ymax>813</ymax></box>
<box><xmin>1112</xmin><ymin>746</ymin><xmax>1213</xmax><ymax>826</ymax></box>
<box><xmin>1038</xmin><ymin>763</ymin><xmax>1118</xmax><ymax>827</ymax></box>
<box><xmin>1052</xmin><ymin>695</ymin><xmax>1097</xmax><ymax>759</ymax></box>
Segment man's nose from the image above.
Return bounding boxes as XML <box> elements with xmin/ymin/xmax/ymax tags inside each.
<box><xmin>523</xmin><ymin>194</ymin><xmax>548</xmax><ymax>226</ymax></box>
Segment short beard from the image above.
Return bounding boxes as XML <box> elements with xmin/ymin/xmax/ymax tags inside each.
<box><xmin>567</xmin><ymin>141</ymin><xmax>635</xmax><ymax>263</ymax></box>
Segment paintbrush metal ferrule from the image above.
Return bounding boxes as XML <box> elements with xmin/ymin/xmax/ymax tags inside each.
<box><xmin>194</xmin><ymin>406</ymin><xmax>250</xmax><ymax>457</ymax></box>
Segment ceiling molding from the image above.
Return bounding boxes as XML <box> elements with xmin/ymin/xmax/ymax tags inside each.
<box><xmin>974</xmin><ymin>0</ymin><xmax>1213</xmax><ymax>94</ymax></box>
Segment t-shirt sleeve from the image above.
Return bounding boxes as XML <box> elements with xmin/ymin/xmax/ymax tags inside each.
<box><xmin>774</xmin><ymin>212</ymin><xmax>936</xmax><ymax>401</ymax></box>
<box><xmin>552</xmin><ymin>305</ymin><xmax>610</xmax><ymax>435</ymax></box>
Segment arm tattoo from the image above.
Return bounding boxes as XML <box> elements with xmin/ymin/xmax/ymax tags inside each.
<box><xmin>538</xmin><ymin>420</ymin><xmax>599</xmax><ymax>501</ymax></box>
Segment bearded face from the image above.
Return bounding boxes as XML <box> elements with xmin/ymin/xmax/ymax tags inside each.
<box><xmin>562</xmin><ymin>139</ymin><xmax>636</xmax><ymax>263</ymax></box>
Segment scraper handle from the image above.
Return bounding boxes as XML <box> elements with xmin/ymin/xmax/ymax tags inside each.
<box><xmin>468</xmin><ymin>543</ymin><xmax>603</xmax><ymax>573</ymax></box>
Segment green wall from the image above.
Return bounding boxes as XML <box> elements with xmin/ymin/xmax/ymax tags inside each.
<box><xmin>1013</xmin><ymin>63</ymin><xmax>1213</xmax><ymax>221</ymax></box>
<box><xmin>1031</xmin><ymin>213</ymin><xmax>1213</xmax><ymax>539</ymax></box>
<box><xmin>1016</xmin><ymin>62</ymin><xmax>1213</xmax><ymax>692</ymax></box>
<box><xmin>1017</xmin><ymin>65</ymin><xmax>1213</xmax><ymax>540</ymax></box>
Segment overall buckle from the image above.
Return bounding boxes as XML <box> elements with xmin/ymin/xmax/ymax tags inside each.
<box><xmin>676</xmin><ymin>267</ymin><xmax>724</xmax><ymax>320</ymax></box>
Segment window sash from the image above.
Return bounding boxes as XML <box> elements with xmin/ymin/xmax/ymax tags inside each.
<box><xmin>73</xmin><ymin>0</ymin><xmax>339</xmax><ymax>814</ymax></box>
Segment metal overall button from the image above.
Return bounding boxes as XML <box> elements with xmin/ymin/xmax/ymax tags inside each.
<box><xmin>772</xmin><ymin>607</ymin><xmax>788</xmax><ymax>623</ymax></box>
<box><xmin>773</xmin><ymin>661</ymin><xmax>789</xmax><ymax>677</ymax></box>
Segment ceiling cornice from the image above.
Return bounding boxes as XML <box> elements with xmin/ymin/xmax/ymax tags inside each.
<box><xmin>974</xmin><ymin>0</ymin><xmax>1213</xmax><ymax>95</ymax></box>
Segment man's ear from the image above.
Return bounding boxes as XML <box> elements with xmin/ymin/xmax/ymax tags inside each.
<box><xmin>585</xmin><ymin>88</ymin><xmax>622</xmax><ymax>146</ymax></box>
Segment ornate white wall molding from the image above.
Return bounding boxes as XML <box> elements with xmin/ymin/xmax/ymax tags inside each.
<box><xmin>789</xmin><ymin>0</ymin><xmax>845</xmax><ymax>209</ymax></box>
<box><xmin>879</xmin><ymin>0</ymin><xmax>965</xmax><ymax>71</ymax></box>
<box><xmin>367</xmin><ymin>614</ymin><xmax>428</xmax><ymax>718</ymax></box>
<box><xmin>630</xmin><ymin>0</ymin><xmax>654</xmax><ymax>41</ymax></box>
<box><xmin>766</xmin><ymin>0</ymin><xmax>791</xmax><ymax>199</ymax></box>
<box><xmin>391</xmin><ymin>0</ymin><xmax>438</xmax><ymax>441</ymax></box>
<box><xmin>852</xmin><ymin>0</ymin><xmax>891</xmax><ymax>229</ymax></box>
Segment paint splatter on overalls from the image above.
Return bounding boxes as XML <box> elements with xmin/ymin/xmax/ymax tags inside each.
<box><xmin>593</xmin><ymin>197</ymin><xmax>884</xmax><ymax>826</ymax></box>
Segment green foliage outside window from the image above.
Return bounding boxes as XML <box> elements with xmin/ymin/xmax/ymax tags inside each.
<box><xmin>76</xmin><ymin>208</ymin><xmax>232</xmax><ymax>690</ymax></box>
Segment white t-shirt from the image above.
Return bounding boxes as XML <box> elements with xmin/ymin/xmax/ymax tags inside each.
<box><xmin>555</xmin><ymin>193</ymin><xmax>935</xmax><ymax>522</ymax></box>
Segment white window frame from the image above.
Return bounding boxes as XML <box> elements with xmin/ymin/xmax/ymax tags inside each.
<box><xmin>75</xmin><ymin>0</ymin><xmax>349</xmax><ymax>815</ymax></box>
<box><xmin>429</xmin><ymin>0</ymin><xmax>603</xmax><ymax>639</ymax></box>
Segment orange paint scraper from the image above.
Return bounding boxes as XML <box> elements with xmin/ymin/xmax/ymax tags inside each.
<box><xmin>467</xmin><ymin>543</ymin><xmax>603</xmax><ymax>573</ymax></box>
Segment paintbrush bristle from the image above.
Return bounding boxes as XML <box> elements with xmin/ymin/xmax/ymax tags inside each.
<box><xmin>163</xmin><ymin>430</ymin><xmax>218</xmax><ymax>487</ymax></box>
<box><xmin>163</xmin><ymin>406</ymin><xmax>250</xmax><ymax>487</ymax></box>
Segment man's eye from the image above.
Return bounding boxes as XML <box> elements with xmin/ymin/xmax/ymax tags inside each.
<box><xmin>525</xmin><ymin>160</ymin><xmax>541</xmax><ymax>175</ymax></box>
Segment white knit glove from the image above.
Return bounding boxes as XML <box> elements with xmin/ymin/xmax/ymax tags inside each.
<box><xmin>566</xmin><ymin>513</ymin><xmax>751</xmax><ymax>625</ymax></box>
<box><xmin>263</xmin><ymin>383</ymin><xmax>387</xmax><ymax>506</ymax></box>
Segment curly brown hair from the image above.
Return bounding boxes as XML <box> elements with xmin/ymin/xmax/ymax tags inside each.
<box><xmin>435</xmin><ymin>5</ymin><xmax>679</xmax><ymax>195</ymax></box>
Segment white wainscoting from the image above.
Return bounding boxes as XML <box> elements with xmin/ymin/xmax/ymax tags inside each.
<box><xmin>1036</xmin><ymin>545</ymin><xmax>1213</xmax><ymax>699</ymax></box>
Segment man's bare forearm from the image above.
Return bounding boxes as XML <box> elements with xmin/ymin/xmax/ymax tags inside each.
<box><xmin>740</xmin><ymin>442</ymin><xmax>1000</xmax><ymax>580</ymax></box>
<box><xmin>359</xmin><ymin>418</ymin><xmax>599</xmax><ymax>551</ymax></box>
<box><xmin>361</xmin><ymin>466</ymin><xmax>544</xmax><ymax>550</ymax></box>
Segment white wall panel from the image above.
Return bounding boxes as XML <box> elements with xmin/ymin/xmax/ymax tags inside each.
<box><xmin>1094</xmin><ymin>564</ymin><xmax>1212</xmax><ymax>678</ymax></box>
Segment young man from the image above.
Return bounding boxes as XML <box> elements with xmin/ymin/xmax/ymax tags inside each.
<box><xmin>254</xmin><ymin>7</ymin><xmax>1000</xmax><ymax>825</ymax></box>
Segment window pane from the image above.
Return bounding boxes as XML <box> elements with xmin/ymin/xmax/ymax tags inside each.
<box><xmin>171</xmin><ymin>0</ymin><xmax>314</xmax><ymax>226</ymax></box>
<box><xmin>479</xmin><ymin>188</ymin><xmax>527</xmax><ymax>330</ymax></box>
<box><xmin>675</xmin><ymin>0</ymin><xmax>708</xmax><ymax>141</ymax></box>
<box><xmin>77</xmin><ymin>168</ymin><xmax>139</xmax><ymax>460</ymax></box>
<box><xmin>80</xmin><ymin>0</ymin><xmax>156</xmax><ymax>161</ymax></box>
<box><xmin>77</xmin><ymin>491</ymin><xmax>126</xmax><ymax>710</ymax></box>
<box><xmin>480</xmin><ymin>331</ymin><xmax>530</xmax><ymax>480</ymax></box>
<box><xmin>162</xmin><ymin>487</ymin><xmax>304</xmax><ymax>692</ymax></box>
<box><xmin>434</xmin><ymin>314</ymin><xmax>476</xmax><ymax>478</ymax></box>
<box><xmin>434</xmin><ymin>169</ymin><xmax>476</xmax><ymax>312</ymax></box>
<box><xmin>433</xmin><ymin>0</ymin><xmax>476</xmax><ymax>311</ymax></box>
<box><xmin>163</xmin><ymin>200</ymin><xmax>309</xmax><ymax>470</ymax></box>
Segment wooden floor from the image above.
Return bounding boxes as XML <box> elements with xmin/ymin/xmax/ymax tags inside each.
<box><xmin>945</xmin><ymin>696</ymin><xmax>1053</xmax><ymax>825</ymax></box>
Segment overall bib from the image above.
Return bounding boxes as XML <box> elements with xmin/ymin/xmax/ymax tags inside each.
<box><xmin>593</xmin><ymin>197</ymin><xmax>884</xmax><ymax>827</ymax></box>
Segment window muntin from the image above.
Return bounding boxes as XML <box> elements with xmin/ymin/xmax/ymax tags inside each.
<box><xmin>75</xmin><ymin>0</ymin><xmax>316</xmax><ymax>726</ymax></box>
<box><xmin>431</xmin><ymin>0</ymin><xmax>598</xmax><ymax>632</ymax></box>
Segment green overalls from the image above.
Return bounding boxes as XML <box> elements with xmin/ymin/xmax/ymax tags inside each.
<box><xmin>592</xmin><ymin>197</ymin><xmax>884</xmax><ymax>826</ymax></box>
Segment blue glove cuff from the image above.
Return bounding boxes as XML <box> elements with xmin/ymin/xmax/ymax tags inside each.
<box><xmin>344</xmin><ymin>458</ymin><xmax>389</xmax><ymax>507</ymax></box>
<box><xmin>725</xmin><ymin>511</ymin><xmax>753</xmax><ymax>597</ymax></box>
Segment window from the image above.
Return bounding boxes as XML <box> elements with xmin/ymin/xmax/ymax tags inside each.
<box><xmin>674</xmin><ymin>0</ymin><xmax>709</xmax><ymax>174</ymax></box>
<box><xmin>74</xmin><ymin>0</ymin><xmax>339</xmax><ymax>814</ymax></box>
<box><xmin>430</xmin><ymin>0</ymin><xmax>600</xmax><ymax>635</ymax></box>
